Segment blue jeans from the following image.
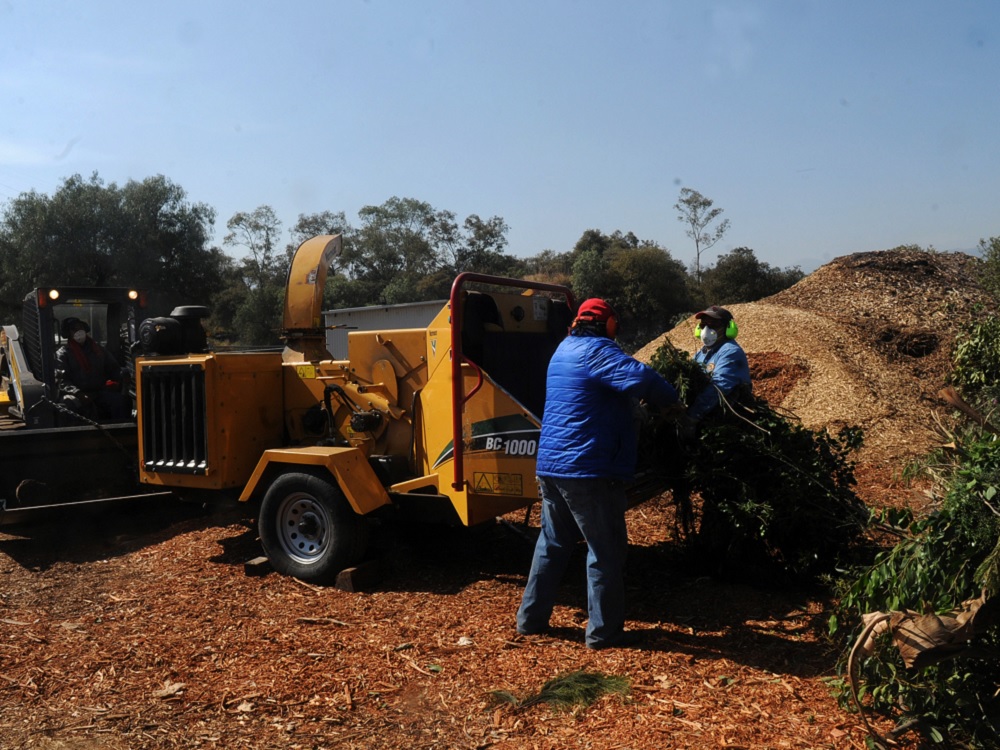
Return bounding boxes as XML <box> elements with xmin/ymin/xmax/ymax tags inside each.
<box><xmin>516</xmin><ymin>476</ymin><xmax>629</xmax><ymax>648</ymax></box>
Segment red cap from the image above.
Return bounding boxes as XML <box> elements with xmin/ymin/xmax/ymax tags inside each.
<box><xmin>575</xmin><ymin>298</ymin><xmax>617</xmax><ymax>324</ymax></box>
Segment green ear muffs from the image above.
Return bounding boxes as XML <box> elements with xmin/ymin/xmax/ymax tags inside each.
<box><xmin>693</xmin><ymin>319</ymin><xmax>739</xmax><ymax>339</ymax></box>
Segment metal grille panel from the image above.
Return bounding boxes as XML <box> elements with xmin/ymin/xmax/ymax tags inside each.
<box><xmin>20</xmin><ymin>299</ymin><xmax>42</xmax><ymax>377</ymax></box>
<box><xmin>140</xmin><ymin>364</ymin><xmax>208</xmax><ymax>474</ymax></box>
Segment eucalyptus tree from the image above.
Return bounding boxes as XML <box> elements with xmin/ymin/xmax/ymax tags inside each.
<box><xmin>222</xmin><ymin>206</ymin><xmax>286</xmax><ymax>345</ymax></box>
<box><xmin>340</xmin><ymin>197</ymin><xmax>516</xmax><ymax>305</ymax></box>
<box><xmin>674</xmin><ymin>187</ymin><xmax>730</xmax><ymax>282</ymax></box>
<box><xmin>568</xmin><ymin>228</ymin><xmax>692</xmax><ymax>351</ymax></box>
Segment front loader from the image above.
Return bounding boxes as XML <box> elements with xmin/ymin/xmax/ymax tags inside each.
<box><xmin>0</xmin><ymin>286</ymin><xmax>172</xmax><ymax>519</ymax></box>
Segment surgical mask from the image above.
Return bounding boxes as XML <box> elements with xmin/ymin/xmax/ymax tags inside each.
<box><xmin>72</xmin><ymin>330</ymin><xmax>87</xmax><ymax>345</ymax></box>
<box><xmin>699</xmin><ymin>326</ymin><xmax>719</xmax><ymax>347</ymax></box>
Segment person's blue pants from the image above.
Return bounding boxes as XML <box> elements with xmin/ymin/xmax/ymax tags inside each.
<box><xmin>516</xmin><ymin>476</ymin><xmax>629</xmax><ymax>648</ymax></box>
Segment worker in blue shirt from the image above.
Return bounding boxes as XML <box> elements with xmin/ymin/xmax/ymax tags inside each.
<box><xmin>688</xmin><ymin>306</ymin><xmax>751</xmax><ymax>422</ymax></box>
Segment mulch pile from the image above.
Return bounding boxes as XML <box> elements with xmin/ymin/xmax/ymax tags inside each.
<box><xmin>636</xmin><ymin>248</ymin><xmax>993</xmax><ymax>505</ymax></box>
<box><xmin>0</xmin><ymin>249</ymin><xmax>990</xmax><ymax>749</ymax></box>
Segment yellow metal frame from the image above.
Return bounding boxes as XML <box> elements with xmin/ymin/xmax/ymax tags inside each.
<box><xmin>239</xmin><ymin>446</ymin><xmax>391</xmax><ymax>514</ymax></box>
<box><xmin>136</xmin><ymin>352</ymin><xmax>284</xmax><ymax>490</ymax></box>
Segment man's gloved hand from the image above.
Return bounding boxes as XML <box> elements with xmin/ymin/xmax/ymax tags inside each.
<box><xmin>637</xmin><ymin>401</ymin><xmax>688</xmax><ymax>428</ymax></box>
<box><xmin>659</xmin><ymin>403</ymin><xmax>686</xmax><ymax>419</ymax></box>
<box><xmin>676</xmin><ymin>414</ymin><xmax>699</xmax><ymax>445</ymax></box>
<box><xmin>634</xmin><ymin>400</ymin><xmax>658</xmax><ymax>428</ymax></box>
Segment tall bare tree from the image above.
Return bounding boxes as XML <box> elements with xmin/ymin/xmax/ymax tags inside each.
<box><xmin>674</xmin><ymin>187</ymin><xmax>730</xmax><ymax>281</ymax></box>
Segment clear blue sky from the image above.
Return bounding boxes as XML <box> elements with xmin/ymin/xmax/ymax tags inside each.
<box><xmin>2</xmin><ymin>1</ymin><xmax>998</xmax><ymax>273</ymax></box>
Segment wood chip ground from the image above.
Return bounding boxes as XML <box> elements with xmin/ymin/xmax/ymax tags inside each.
<box><xmin>1</xmin><ymin>249</ymin><xmax>989</xmax><ymax>749</ymax></box>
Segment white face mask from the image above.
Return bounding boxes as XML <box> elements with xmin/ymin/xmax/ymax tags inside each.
<box><xmin>72</xmin><ymin>330</ymin><xmax>87</xmax><ymax>345</ymax></box>
<box><xmin>699</xmin><ymin>326</ymin><xmax>719</xmax><ymax>347</ymax></box>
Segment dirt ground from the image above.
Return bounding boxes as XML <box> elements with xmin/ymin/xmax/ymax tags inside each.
<box><xmin>0</xmin><ymin>248</ymin><xmax>990</xmax><ymax>750</ymax></box>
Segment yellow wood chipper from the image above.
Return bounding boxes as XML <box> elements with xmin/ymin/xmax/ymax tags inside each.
<box><xmin>130</xmin><ymin>234</ymin><xmax>581</xmax><ymax>582</ymax></box>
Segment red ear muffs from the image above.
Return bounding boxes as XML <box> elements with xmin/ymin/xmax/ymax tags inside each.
<box><xmin>606</xmin><ymin>316</ymin><xmax>619</xmax><ymax>339</ymax></box>
<box><xmin>573</xmin><ymin>314</ymin><xmax>619</xmax><ymax>338</ymax></box>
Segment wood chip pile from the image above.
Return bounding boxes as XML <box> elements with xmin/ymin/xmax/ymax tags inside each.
<box><xmin>2</xmin><ymin>248</ymin><xmax>987</xmax><ymax>749</ymax></box>
<box><xmin>636</xmin><ymin>248</ymin><xmax>993</xmax><ymax>474</ymax></box>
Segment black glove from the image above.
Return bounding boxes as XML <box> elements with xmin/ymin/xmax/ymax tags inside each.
<box><xmin>676</xmin><ymin>414</ymin><xmax>699</xmax><ymax>445</ymax></box>
<box><xmin>634</xmin><ymin>401</ymin><xmax>658</xmax><ymax>428</ymax></box>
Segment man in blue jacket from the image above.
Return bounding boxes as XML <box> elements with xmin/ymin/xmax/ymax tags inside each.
<box><xmin>688</xmin><ymin>306</ymin><xmax>751</xmax><ymax>422</ymax></box>
<box><xmin>516</xmin><ymin>298</ymin><xmax>679</xmax><ymax>649</ymax></box>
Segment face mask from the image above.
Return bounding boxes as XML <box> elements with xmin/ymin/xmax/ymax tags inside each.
<box><xmin>699</xmin><ymin>326</ymin><xmax>719</xmax><ymax>347</ymax></box>
<box><xmin>72</xmin><ymin>330</ymin><xmax>87</xmax><ymax>345</ymax></box>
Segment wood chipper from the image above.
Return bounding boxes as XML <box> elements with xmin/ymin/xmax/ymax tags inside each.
<box><xmin>131</xmin><ymin>234</ymin><xmax>579</xmax><ymax>583</ymax></box>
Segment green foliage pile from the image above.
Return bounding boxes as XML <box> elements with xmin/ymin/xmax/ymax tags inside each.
<box><xmin>976</xmin><ymin>236</ymin><xmax>1000</xmax><ymax>302</ymax></box>
<box><xmin>950</xmin><ymin>313</ymin><xmax>1000</xmax><ymax>405</ymax></box>
<box><xmin>642</xmin><ymin>340</ymin><xmax>869</xmax><ymax>583</ymax></box>
<box><xmin>490</xmin><ymin>670</ymin><xmax>630</xmax><ymax>713</ymax></box>
<box><xmin>831</xmin><ymin>316</ymin><xmax>1000</xmax><ymax>747</ymax></box>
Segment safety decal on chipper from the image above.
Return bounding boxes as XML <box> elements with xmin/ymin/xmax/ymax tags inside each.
<box><xmin>432</xmin><ymin>414</ymin><xmax>540</xmax><ymax>469</ymax></box>
<box><xmin>473</xmin><ymin>472</ymin><xmax>524</xmax><ymax>496</ymax></box>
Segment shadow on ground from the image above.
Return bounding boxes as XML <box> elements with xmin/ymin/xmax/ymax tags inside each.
<box><xmin>0</xmin><ymin>496</ymin><xmax>250</xmax><ymax>570</ymax></box>
<box><xmin>215</xmin><ymin>512</ymin><xmax>842</xmax><ymax>679</ymax></box>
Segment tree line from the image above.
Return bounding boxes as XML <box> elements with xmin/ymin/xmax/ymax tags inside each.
<box><xmin>0</xmin><ymin>173</ymin><xmax>804</xmax><ymax>351</ymax></box>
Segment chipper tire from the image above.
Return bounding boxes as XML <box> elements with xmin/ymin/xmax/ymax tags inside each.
<box><xmin>259</xmin><ymin>472</ymin><xmax>369</xmax><ymax>585</ymax></box>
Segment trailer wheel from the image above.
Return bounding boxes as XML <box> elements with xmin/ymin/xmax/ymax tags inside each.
<box><xmin>258</xmin><ymin>472</ymin><xmax>369</xmax><ymax>584</ymax></box>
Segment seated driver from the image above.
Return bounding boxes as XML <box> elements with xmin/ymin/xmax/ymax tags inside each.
<box><xmin>55</xmin><ymin>317</ymin><xmax>130</xmax><ymax>420</ymax></box>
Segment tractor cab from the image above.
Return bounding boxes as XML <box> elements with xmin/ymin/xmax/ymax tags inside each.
<box><xmin>1</xmin><ymin>286</ymin><xmax>145</xmax><ymax>428</ymax></box>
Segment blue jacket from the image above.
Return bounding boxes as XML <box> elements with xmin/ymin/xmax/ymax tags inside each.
<box><xmin>689</xmin><ymin>339</ymin><xmax>751</xmax><ymax>420</ymax></box>
<box><xmin>535</xmin><ymin>333</ymin><xmax>678</xmax><ymax>480</ymax></box>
